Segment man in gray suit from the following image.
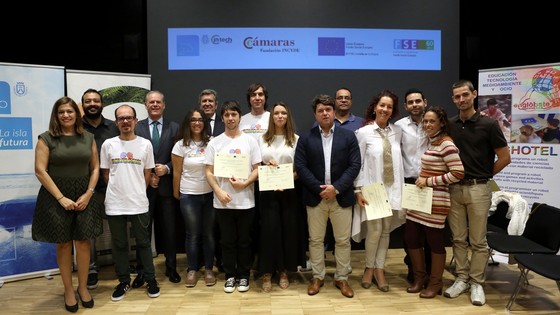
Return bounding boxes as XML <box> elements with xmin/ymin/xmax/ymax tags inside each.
<box><xmin>134</xmin><ymin>90</ymin><xmax>181</xmax><ymax>286</ymax></box>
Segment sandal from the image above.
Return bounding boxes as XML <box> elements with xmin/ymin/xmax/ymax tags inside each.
<box><xmin>279</xmin><ymin>271</ymin><xmax>289</xmax><ymax>289</ymax></box>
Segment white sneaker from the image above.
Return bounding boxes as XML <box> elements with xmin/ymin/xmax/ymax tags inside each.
<box><xmin>470</xmin><ymin>283</ymin><xmax>486</xmax><ymax>306</ymax></box>
<box><xmin>444</xmin><ymin>279</ymin><xmax>470</xmax><ymax>298</ymax></box>
<box><xmin>237</xmin><ymin>278</ymin><xmax>250</xmax><ymax>292</ymax></box>
<box><xmin>224</xmin><ymin>277</ymin><xmax>236</xmax><ymax>293</ymax></box>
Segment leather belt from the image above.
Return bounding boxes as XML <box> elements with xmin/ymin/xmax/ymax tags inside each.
<box><xmin>455</xmin><ymin>178</ymin><xmax>489</xmax><ymax>186</ymax></box>
<box><xmin>404</xmin><ymin>177</ymin><xmax>417</xmax><ymax>184</ymax></box>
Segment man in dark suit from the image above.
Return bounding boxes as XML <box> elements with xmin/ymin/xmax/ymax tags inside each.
<box><xmin>294</xmin><ymin>94</ymin><xmax>361</xmax><ymax>298</ymax></box>
<box><xmin>198</xmin><ymin>88</ymin><xmax>224</xmax><ymax>272</ymax></box>
<box><xmin>198</xmin><ymin>88</ymin><xmax>224</xmax><ymax>137</ymax></box>
<box><xmin>134</xmin><ymin>90</ymin><xmax>181</xmax><ymax>286</ymax></box>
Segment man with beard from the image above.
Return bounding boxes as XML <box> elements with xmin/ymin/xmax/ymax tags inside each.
<box><xmin>394</xmin><ymin>88</ymin><xmax>430</xmax><ymax>284</ymax></box>
<box><xmin>81</xmin><ymin>88</ymin><xmax>119</xmax><ymax>289</ymax></box>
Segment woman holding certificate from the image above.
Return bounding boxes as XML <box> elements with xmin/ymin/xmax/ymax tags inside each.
<box><xmin>352</xmin><ymin>90</ymin><xmax>404</xmax><ymax>292</ymax></box>
<box><xmin>257</xmin><ymin>102</ymin><xmax>306</xmax><ymax>292</ymax></box>
<box><xmin>405</xmin><ymin>106</ymin><xmax>464</xmax><ymax>298</ymax></box>
<box><xmin>172</xmin><ymin>108</ymin><xmax>216</xmax><ymax>288</ymax></box>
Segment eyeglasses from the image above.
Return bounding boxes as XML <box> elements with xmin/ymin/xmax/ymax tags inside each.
<box><xmin>190</xmin><ymin>118</ymin><xmax>205</xmax><ymax>123</ymax></box>
<box><xmin>406</xmin><ymin>99</ymin><xmax>424</xmax><ymax>105</ymax></box>
<box><xmin>116</xmin><ymin>116</ymin><xmax>135</xmax><ymax>122</ymax></box>
<box><xmin>336</xmin><ymin>96</ymin><xmax>351</xmax><ymax>100</ymax></box>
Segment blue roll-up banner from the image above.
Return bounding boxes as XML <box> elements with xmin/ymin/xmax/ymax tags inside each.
<box><xmin>0</xmin><ymin>62</ymin><xmax>65</xmax><ymax>283</ymax></box>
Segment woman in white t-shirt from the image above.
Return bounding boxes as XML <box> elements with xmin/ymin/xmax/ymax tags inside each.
<box><xmin>257</xmin><ymin>102</ymin><xmax>306</xmax><ymax>292</ymax></box>
<box><xmin>172</xmin><ymin>108</ymin><xmax>215</xmax><ymax>288</ymax></box>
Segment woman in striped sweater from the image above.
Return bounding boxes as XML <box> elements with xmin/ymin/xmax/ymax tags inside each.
<box><xmin>404</xmin><ymin>106</ymin><xmax>464</xmax><ymax>298</ymax></box>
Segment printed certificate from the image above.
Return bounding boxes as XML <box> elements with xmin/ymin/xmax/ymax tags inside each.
<box><xmin>401</xmin><ymin>183</ymin><xmax>433</xmax><ymax>214</ymax></box>
<box><xmin>214</xmin><ymin>153</ymin><xmax>250</xmax><ymax>180</ymax></box>
<box><xmin>362</xmin><ymin>182</ymin><xmax>393</xmax><ymax>220</ymax></box>
<box><xmin>258</xmin><ymin>163</ymin><xmax>294</xmax><ymax>191</ymax></box>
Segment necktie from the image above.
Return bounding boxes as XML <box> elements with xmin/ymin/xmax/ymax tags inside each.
<box><xmin>151</xmin><ymin>121</ymin><xmax>160</xmax><ymax>151</ymax></box>
<box><xmin>377</xmin><ymin>128</ymin><xmax>394</xmax><ymax>186</ymax></box>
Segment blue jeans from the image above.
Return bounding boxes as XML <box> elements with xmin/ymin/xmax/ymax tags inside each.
<box><xmin>180</xmin><ymin>192</ymin><xmax>215</xmax><ymax>271</ymax></box>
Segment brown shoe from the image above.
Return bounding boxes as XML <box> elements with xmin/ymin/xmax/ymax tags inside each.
<box><xmin>307</xmin><ymin>278</ymin><xmax>324</xmax><ymax>295</ymax></box>
<box><xmin>279</xmin><ymin>271</ymin><xmax>289</xmax><ymax>289</ymax></box>
<box><xmin>361</xmin><ymin>267</ymin><xmax>374</xmax><ymax>289</ymax></box>
<box><xmin>185</xmin><ymin>270</ymin><xmax>198</xmax><ymax>288</ymax></box>
<box><xmin>335</xmin><ymin>280</ymin><xmax>354</xmax><ymax>298</ymax></box>
<box><xmin>204</xmin><ymin>269</ymin><xmax>216</xmax><ymax>286</ymax></box>
<box><xmin>262</xmin><ymin>273</ymin><xmax>272</xmax><ymax>292</ymax></box>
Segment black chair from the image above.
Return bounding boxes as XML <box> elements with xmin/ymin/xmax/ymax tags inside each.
<box><xmin>486</xmin><ymin>203</ymin><xmax>560</xmax><ymax>310</ymax></box>
<box><xmin>486</xmin><ymin>201</ymin><xmax>512</xmax><ymax>265</ymax></box>
<box><xmin>487</xmin><ymin>201</ymin><xmax>511</xmax><ymax>234</ymax></box>
<box><xmin>487</xmin><ymin>203</ymin><xmax>560</xmax><ymax>258</ymax></box>
<box><xmin>506</xmin><ymin>253</ymin><xmax>560</xmax><ymax>311</ymax></box>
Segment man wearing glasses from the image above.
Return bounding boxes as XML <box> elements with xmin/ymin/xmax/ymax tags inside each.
<box><xmin>100</xmin><ymin>105</ymin><xmax>160</xmax><ymax>301</ymax></box>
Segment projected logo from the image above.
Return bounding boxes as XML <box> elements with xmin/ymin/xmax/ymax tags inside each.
<box><xmin>0</xmin><ymin>81</ymin><xmax>11</xmax><ymax>114</ymax></box>
<box><xmin>318</xmin><ymin>37</ymin><xmax>345</xmax><ymax>56</ymax></box>
<box><xmin>177</xmin><ymin>35</ymin><xmax>200</xmax><ymax>56</ymax></box>
<box><xmin>393</xmin><ymin>39</ymin><xmax>434</xmax><ymax>50</ymax></box>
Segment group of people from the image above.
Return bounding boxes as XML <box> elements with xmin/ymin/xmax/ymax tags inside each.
<box><xmin>31</xmin><ymin>79</ymin><xmax>512</xmax><ymax>312</ymax></box>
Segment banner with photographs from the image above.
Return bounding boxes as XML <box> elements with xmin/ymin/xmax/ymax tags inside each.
<box><xmin>479</xmin><ymin>63</ymin><xmax>560</xmax><ymax>206</ymax></box>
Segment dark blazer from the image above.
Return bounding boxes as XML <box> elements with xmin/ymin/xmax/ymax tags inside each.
<box><xmin>211</xmin><ymin>118</ymin><xmax>225</xmax><ymax>137</ymax></box>
<box><xmin>294</xmin><ymin>125</ymin><xmax>361</xmax><ymax>208</ymax></box>
<box><xmin>135</xmin><ymin>117</ymin><xmax>180</xmax><ymax>197</ymax></box>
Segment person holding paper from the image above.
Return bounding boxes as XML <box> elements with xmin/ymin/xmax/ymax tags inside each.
<box><xmin>294</xmin><ymin>94</ymin><xmax>361</xmax><ymax>298</ymax></box>
<box><xmin>404</xmin><ymin>106</ymin><xmax>464</xmax><ymax>299</ymax></box>
<box><xmin>352</xmin><ymin>90</ymin><xmax>404</xmax><ymax>292</ymax></box>
<box><xmin>171</xmin><ymin>108</ymin><xmax>216</xmax><ymax>288</ymax></box>
<box><xmin>204</xmin><ymin>100</ymin><xmax>262</xmax><ymax>293</ymax></box>
<box><xmin>257</xmin><ymin>102</ymin><xmax>306</xmax><ymax>292</ymax></box>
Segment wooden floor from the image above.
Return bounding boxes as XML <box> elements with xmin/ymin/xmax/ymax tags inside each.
<box><xmin>1</xmin><ymin>248</ymin><xmax>559</xmax><ymax>314</ymax></box>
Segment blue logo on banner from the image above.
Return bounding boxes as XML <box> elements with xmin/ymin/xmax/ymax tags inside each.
<box><xmin>14</xmin><ymin>82</ymin><xmax>27</xmax><ymax>96</ymax></box>
<box><xmin>0</xmin><ymin>81</ymin><xmax>11</xmax><ymax>114</ymax></box>
<box><xmin>0</xmin><ymin>117</ymin><xmax>33</xmax><ymax>150</ymax></box>
<box><xmin>318</xmin><ymin>37</ymin><xmax>345</xmax><ymax>56</ymax></box>
<box><xmin>177</xmin><ymin>35</ymin><xmax>200</xmax><ymax>56</ymax></box>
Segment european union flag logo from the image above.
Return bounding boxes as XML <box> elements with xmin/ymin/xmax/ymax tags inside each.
<box><xmin>177</xmin><ymin>35</ymin><xmax>199</xmax><ymax>56</ymax></box>
<box><xmin>318</xmin><ymin>37</ymin><xmax>345</xmax><ymax>56</ymax></box>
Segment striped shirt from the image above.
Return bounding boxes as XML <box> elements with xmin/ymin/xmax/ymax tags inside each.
<box><xmin>406</xmin><ymin>135</ymin><xmax>464</xmax><ymax>228</ymax></box>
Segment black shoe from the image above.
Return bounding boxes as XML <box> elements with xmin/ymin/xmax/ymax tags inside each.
<box><xmin>77</xmin><ymin>291</ymin><xmax>94</xmax><ymax>308</ymax></box>
<box><xmin>165</xmin><ymin>269</ymin><xmax>181</xmax><ymax>283</ymax></box>
<box><xmin>132</xmin><ymin>273</ymin><xmax>145</xmax><ymax>288</ymax></box>
<box><xmin>87</xmin><ymin>272</ymin><xmax>98</xmax><ymax>289</ymax></box>
<box><xmin>64</xmin><ymin>297</ymin><xmax>78</xmax><ymax>313</ymax></box>
<box><xmin>111</xmin><ymin>281</ymin><xmax>130</xmax><ymax>301</ymax></box>
<box><xmin>146</xmin><ymin>279</ymin><xmax>161</xmax><ymax>298</ymax></box>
